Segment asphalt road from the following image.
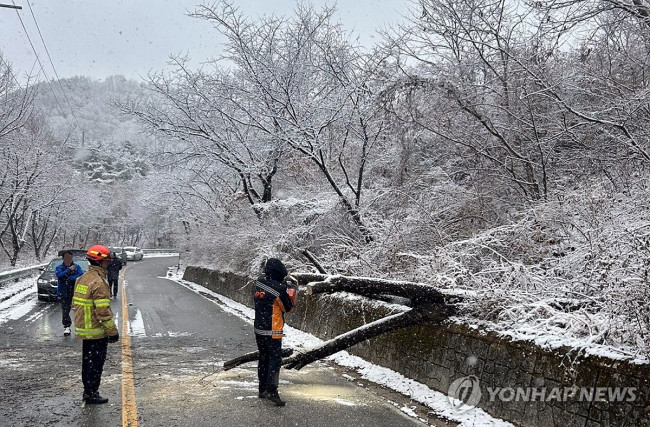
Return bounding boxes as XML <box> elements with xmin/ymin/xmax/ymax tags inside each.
<box><xmin>0</xmin><ymin>257</ymin><xmax>452</xmax><ymax>426</ymax></box>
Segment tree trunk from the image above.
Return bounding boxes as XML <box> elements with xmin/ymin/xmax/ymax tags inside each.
<box><xmin>305</xmin><ymin>275</ymin><xmax>456</xmax><ymax>305</ymax></box>
<box><xmin>283</xmin><ymin>304</ymin><xmax>453</xmax><ymax>370</ymax></box>
<box><xmin>222</xmin><ymin>302</ymin><xmax>455</xmax><ymax>371</ymax></box>
<box><xmin>301</xmin><ymin>250</ymin><xmax>328</xmax><ymax>274</ymax></box>
<box><xmin>223</xmin><ymin>348</ymin><xmax>294</xmax><ymax>371</ymax></box>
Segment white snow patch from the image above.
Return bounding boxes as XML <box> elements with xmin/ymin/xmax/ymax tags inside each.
<box><xmin>0</xmin><ymin>277</ymin><xmax>36</xmax><ymax>305</ymax></box>
<box><xmin>216</xmin><ymin>380</ymin><xmax>257</xmax><ymax>388</ymax></box>
<box><xmin>453</xmin><ymin>318</ymin><xmax>650</xmax><ymax>365</ymax></box>
<box><xmin>170</xmin><ymin>277</ymin><xmax>511</xmax><ymax>427</ymax></box>
<box><xmin>128</xmin><ymin>309</ymin><xmax>146</xmax><ymax>337</ymax></box>
<box><xmin>25</xmin><ymin>304</ymin><xmax>51</xmax><ymax>322</ymax></box>
<box><xmin>3</xmin><ymin>297</ymin><xmax>38</xmax><ymax>323</ymax></box>
<box><xmin>167</xmin><ymin>331</ymin><xmax>193</xmax><ymax>337</ymax></box>
<box><xmin>0</xmin><ymin>359</ymin><xmax>23</xmax><ymax>369</ymax></box>
<box><xmin>399</xmin><ymin>404</ymin><xmax>419</xmax><ymax>418</ymax></box>
<box><xmin>0</xmin><ymin>278</ymin><xmax>39</xmax><ymax>326</ymax></box>
<box><xmin>341</xmin><ymin>373</ymin><xmax>356</xmax><ymax>381</ymax></box>
<box><xmin>332</xmin><ymin>398</ymin><xmax>357</xmax><ymax>406</ymax></box>
<box><xmin>143</xmin><ymin>253</ymin><xmax>180</xmax><ymax>258</ymax></box>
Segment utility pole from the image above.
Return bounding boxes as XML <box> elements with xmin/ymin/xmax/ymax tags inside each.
<box><xmin>0</xmin><ymin>3</ymin><xmax>22</xmax><ymax>9</ymax></box>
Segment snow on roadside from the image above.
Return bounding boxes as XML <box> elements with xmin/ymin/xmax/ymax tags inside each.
<box><xmin>0</xmin><ymin>277</ymin><xmax>39</xmax><ymax>326</ymax></box>
<box><xmin>167</xmin><ymin>276</ymin><xmax>512</xmax><ymax>427</ymax></box>
<box><xmin>142</xmin><ymin>253</ymin><xmax>180</xmax><ymax>258</ymax></box>
<box><xmin>0</xmin><ymin>276</ymin><xmax>37</xmax><ymax>302</ymax></box>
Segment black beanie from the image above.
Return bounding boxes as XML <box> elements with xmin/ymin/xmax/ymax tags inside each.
<box><xmin>265</xmin><ymin>258</ymin><xmax>287</xmax><ymax>282</ymax></box>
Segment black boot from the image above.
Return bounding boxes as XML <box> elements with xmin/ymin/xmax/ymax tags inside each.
<box><xmin>85</xmin><ymin>392</ymin><xmax>108</xmax><ymax>404</ymax></box>
<box><xmin>266</xmin><ymin>393</ymin><xmax>286</xmax><ymax>407</ymax></box>
<box><xmin>258</xmin><ymin>391</ymin><xmax>270</xmax><ymax>398</ymax></box>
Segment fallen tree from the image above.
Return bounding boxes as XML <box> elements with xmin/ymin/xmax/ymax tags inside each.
<box><xmin>222</xmin><ymin>272</ymin><xmax>460</xmax><ymax>371</ymax></box>
<box><xmin>223</xmin><ymin>303</ymin><xmax>454</xmax><ymax>371</ymax></box>
<box><xmin>223</xmin><ymin>348</ymin><xmax>295</xmax><ymax>371</ymax></box>
<box><xmin>282</xmin><ymin>302</ymin><xmax>454</xmax><ymax>370</ymax></box>
<box><xmin>293</xmin><ymin>273</ymin><xmax>463</xmax><ymax>305</ymax></box>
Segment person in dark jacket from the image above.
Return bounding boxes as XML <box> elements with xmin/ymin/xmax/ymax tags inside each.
<box><xmin>106</xmin><ymin>255</ymin><xmax>122</xmax><ymax>298</ymax></box>
<box><xmin>55</xmin><ymin>250</ymin><xmax>84</xmax><ymax>336</ymax></box>
<box><xmin>253</xmin><ymin>258</ymin><xmax>295</xmax><ymax>406</ymax></box>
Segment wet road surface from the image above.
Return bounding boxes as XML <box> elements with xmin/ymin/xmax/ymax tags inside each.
<box><xmin>0</xmin><ymin>257</ymin><xmax>453</xmax><ymax>426</ymax></box>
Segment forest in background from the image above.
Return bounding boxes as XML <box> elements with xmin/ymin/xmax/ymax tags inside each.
<box><xmin>1</xmin><ymin>0</ymin><xmax>649</xmax><ymax>359</ymax></box>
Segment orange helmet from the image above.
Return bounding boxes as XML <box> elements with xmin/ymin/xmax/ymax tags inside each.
<box><xmin>86</xmin><ymin>244</ymin><xmax>113</xmax><ymax>261</ymax></box>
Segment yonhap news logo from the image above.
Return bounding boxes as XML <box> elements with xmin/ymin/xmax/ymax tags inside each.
<box><xmin>448</xmin><ymin>375</ymin><xmax>638</xmax><ymax>413</ymax></box>
<box><xmin>447</xmin><ymin>375</ymin><xmax>482</xmax><ymax>413</ymax></box>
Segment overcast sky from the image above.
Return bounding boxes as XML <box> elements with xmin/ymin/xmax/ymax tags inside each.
<box><xmin>0</xmin><ymin>1</ymin><xmax>412</xmax><ymax>84</ymax></box>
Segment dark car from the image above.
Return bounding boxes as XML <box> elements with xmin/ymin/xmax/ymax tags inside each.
<box><xmin>109</xmin><ymin>247</ymin><xmax>128</xmax><ymax>266</ymax></box>
<box><xmin>36</xmin><ymin>252</ymin><xmax>90</xmax><ymax>302</ymax></box>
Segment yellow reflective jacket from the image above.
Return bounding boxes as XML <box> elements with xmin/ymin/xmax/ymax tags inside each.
<box><xmin>72</xmin><ymin>265</ymin><xmax>118</xmax><ymax>339</ymax></box>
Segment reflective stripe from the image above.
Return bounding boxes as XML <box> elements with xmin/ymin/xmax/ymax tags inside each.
<box><xmin>75</xmin><ymin>284</ymin><xmax>89</xmax><ymax>294</ymax></box>
<box><xmin>85</xmin><ymin>306</ymin><xmax>92</xmax><ymax>330</ymax></box>
<box><xmin>75</xmin><ymin>327</ymin><xmax>105</xmax><ymax>338</ymax></box>
<box><xmin>95</xmin><ymin>299</ymin><xmax>111</xmax><ymax>308</ymax></box>
<box><xmin>254</xmin><ymin>328</ymin><xmax>283</xmax><ymax>336</ymax></box>
<box><xmin>73</xmin><ymin>297</ymin><xmax>93</xmax><ymax>306</ymax></box>
<box><xmin>100</xmin><ymin>319</ymin><xmax>115</xmax><ymax>329</ymax></box>
<box><xmin>256</xmin><ymin>281</ymin><xmax>279</xmax><ymax>297</ymax></box>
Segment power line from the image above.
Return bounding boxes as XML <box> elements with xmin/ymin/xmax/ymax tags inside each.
<box><xmin>9</xmin><ymin>0</ymin><xmax>77</xmax><ymax>131</ymax></box>
<box><xmin>24</xmin><ymin>0</ymin><xmax>82</xmax><ymax>132</ymax></box>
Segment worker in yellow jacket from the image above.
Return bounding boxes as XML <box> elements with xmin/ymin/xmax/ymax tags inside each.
<box><xmin>72</xmin><ymin>245</ymin><xmax>120</xmax><ymax>404</ymax></box>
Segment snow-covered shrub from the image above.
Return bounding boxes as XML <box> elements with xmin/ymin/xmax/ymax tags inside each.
<box><xmin>390</xmin><ymin>184</ymin><xmax>650</xmax><ymax>360</ymax></box>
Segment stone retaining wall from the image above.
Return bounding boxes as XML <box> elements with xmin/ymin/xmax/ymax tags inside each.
<box><xmin>183</xmin><ymin>266</ymin><xmax>650</xmax><ymax>426</ymax></box>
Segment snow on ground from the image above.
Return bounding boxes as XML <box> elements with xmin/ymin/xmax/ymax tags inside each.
<box><xmin>0</xmin><ymin>277</ymin><xmax>39</xmax><ymax>326</ymax></box>
<box><xmin>129</xmin><ymin>308</ymin><xmax>147</xmax><ymax>337</ymax></box>
<box><xmin>142</xmin><ymin>253</ymin><xmax>180</xmax><ymax>258</ymax></box>
<box><xmin>168</xmin><ymin>275</ymin><xmax>512</xmax><ymax>427</ymax></box>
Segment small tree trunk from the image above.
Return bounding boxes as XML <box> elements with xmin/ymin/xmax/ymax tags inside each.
<box><xmin>223</xmin><ymin>348</ymin><xmax>294</xmax><ymax>371</ymax></box>
<box><xmin>301</xmin><ymin>250</ymin><xmax>328</xmax><ymax>274</ymax></box>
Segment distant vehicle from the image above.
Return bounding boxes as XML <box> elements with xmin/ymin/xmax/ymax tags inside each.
<box><xmin>37</xmin><ymin>255</ymin><xmax>90</xmax><ymax>302</ymax></box>
<box><xmin>109</xmin><ymin>247</ymin><xmax>128</xmax><ymax>265</ymax></box>
<box><xmin>123</xmin><ymin>246</ymin><xmax>143</xmax><ymax>261</ymax></box>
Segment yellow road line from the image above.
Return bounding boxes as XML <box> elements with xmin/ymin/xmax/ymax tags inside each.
<box><xmin>120</xmin><ymin>269</ymin><xmax>139</xmax><ymax>427</ymax></box>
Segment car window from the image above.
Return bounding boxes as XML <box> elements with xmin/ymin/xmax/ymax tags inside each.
<box><xmin>124</xmin><ymin>247</ymin><xmax>136</xmax><ymax>251</ymax></box>
<box><xmin>46</xmin><ymin>260</ymin><xmax>61</xmax><ymax>271</ymax></box>
<box><xmin>75</xmin><ymin>260</ymin><xmax>90</xmax><ymax>270</ymax></box>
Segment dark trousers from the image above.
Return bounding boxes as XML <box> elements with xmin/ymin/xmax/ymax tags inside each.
<box><xmin>61</xmin><ymin>294</ymin><xmax>73</xmax><ymax>328</ymax></box>
<box><xmin>108</xmin><ymin>277</ymin><xmax>118</xmax><ymax>297</ymax></box>
<box><xmin>82</xmin><ymin>338</ymin><xmax>108</xmax><ymax>395</ymax></box>
<box><xmin>255</xmin><ymin>334</ymin><xmax>283</xmax><ymax>395</ymax></box>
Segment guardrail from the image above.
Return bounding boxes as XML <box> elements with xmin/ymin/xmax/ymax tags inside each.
<box><xmin>142</xmin><ymin>248</ymin><xmax>179</xmax><ymax>254</ymax></box>
<box><xmin>0</xmin><ymin>263</ymin><xmax>48</xmax><ymax>286</ymax></box>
